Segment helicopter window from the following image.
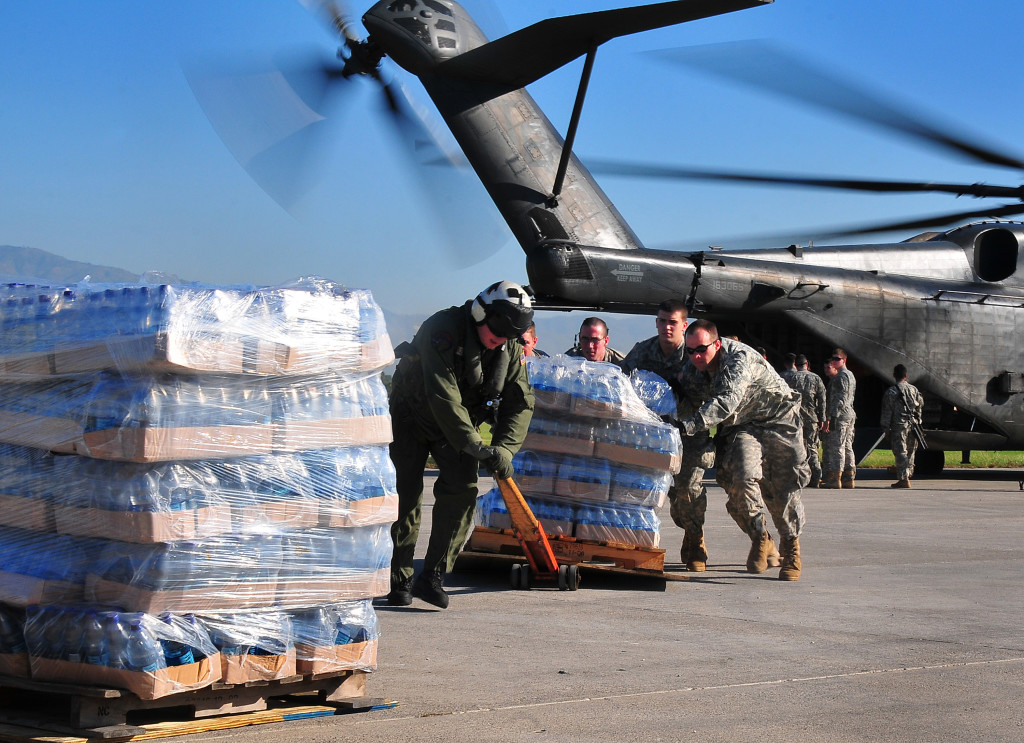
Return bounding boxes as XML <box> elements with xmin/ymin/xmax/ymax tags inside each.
<box><xmin>437</xmin><ymin>35</ymin><xmax>456</xmax><ymax>49</ymax></box>
<box><xmin>395</xmin><ymin>16</ymin><xmax>431</xmax><ymax>44</ymax></box>
<box><xmin>974</xmin><ymin>228</ymin><xmax>1019</xmax><ymax>282</ymax></box>
<box><xmin>435</xmin><ymin>19</ymin><xmax>456</xmax><ymax>32</ymax></box>
<box><xmin>424</xmin><ymin>0</ymin><xmax>454</xmax><ymax>16</ymax></box>
<box><xmin>387</xmin><ymin>1</ymin><xmax>417</xmax><ymax>12</ymax></box>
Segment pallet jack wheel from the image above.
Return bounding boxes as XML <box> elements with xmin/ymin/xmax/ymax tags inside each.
<box><xmin>519</xmin><ymin>563</ymin><xmax>531</xmax><ymax>590</ymax></box>
<box><xmin>567</xmin><ymin>564</ymin><xmax>580</xmax><ymax>591</ymax></box>
<box><xmin>510</xmin><ymin>563</ymin><xmax>521</xmax><ymax>589</ymax></box>
<box><xmin>557</xmin><ymin>564</ymin><xmax>568</xmax><ymax>590</ymax></box>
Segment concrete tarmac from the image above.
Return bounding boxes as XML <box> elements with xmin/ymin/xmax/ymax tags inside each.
<box><xmin>193</xmin><ymin>468</ymin><xmax>1024</xmax><ymax>743</ymax></box>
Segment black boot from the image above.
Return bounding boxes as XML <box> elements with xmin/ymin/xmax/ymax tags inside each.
<box><xmin>412</xmin><ymin>568</ymin><xmax>450</xmax><ymax>609</ymax></box>
<box><xmin>387</xmin><ymin>575</ymin><xmax>413</xmax><ymax>607</ymax></box>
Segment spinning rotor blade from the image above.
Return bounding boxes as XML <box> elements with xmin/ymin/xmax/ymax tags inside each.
<box><xmin>183</xmin><ymin>50</ymin><xmax>348</xmax><ymax>210</ymax></box>
<box><xmin>798</xmin><ymin>202</ymin><xmax>1024</xmax><ymax>241</ymax></box>
<box><xmin>586</xmin><ymin>159</ymin><xmax>1024</xmax><ymax>200</ymax></box>
<box><xmin>377</xmin><ymin>77</ymin><xmax>509</xmax><ymax>267</ymax></box>
<box><xmin>298</xmin><ymin>0</ymin><xmax>362</xmax><ymax>45</ymax></box>
<box><xmin>651</xmin><ymin>40</ymin><xmax>1024</xmax><ymax>172</ymax></box>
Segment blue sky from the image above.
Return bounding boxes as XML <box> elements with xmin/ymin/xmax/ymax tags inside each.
<box><xmin>2</xmin><ymin>0</ymin><xmax>1022</xmax><ymax>344</ymax></box>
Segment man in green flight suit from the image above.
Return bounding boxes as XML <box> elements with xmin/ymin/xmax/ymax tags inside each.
<box><xmin>388</xmin><ymin>281</ymin><xmax>536</xmax><ymax>609</ymax></box>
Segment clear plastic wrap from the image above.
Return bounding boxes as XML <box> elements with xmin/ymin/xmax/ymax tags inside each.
<box><xmin>0</xmin><ymin>604</ymin><xmax>28</xmax><ymax>677</ymax></box>
<box><xmin>476</xmin><ymin>488</ymin><xmax>660</xmax><ymax>548</ymax></box>
<box><xmin>290</xmin><ymin>600</ymin><xmax>379</xmax><ymax>675</ymax></box>
<box><xmin>629</xmin><ymin>369</ymin><xmax>678</xmax><ymax>417</ymax></box>
<box><xmin>0</xmin><ymin>280</ymin><xmax>393</xmax><ymax>377</ymax></box>
<box><xmin>23</xmin><ymin>606</ymin><xmax>221</xmax><ymax>699</ymax></box>
<box><xmin>0</xmin><ymin>279</ymin><xmax>395</xmax><ymax>696</ymax></box>
<box><xmin>526</xmin><ymin>355</ymin><xmax>661</xmax><ymax>423</ymax></box>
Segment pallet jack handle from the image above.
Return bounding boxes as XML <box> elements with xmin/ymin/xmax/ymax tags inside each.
<box><xmin>495</xmin><ymin>476</ymin><xmax>560</xmax><ymax>577</ymax></box>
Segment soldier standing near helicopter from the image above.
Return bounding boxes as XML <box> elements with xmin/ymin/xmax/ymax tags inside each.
<box><xmin>822</xmin><ymin>348</ymin><xmax>857</xmax><ymax>489</ymax></box>
<box><xmin>880</xmin><ymin>364</ymin><xmax>925</xmax><ymax>489</ymax></box>
<box><xmin>387</xmin><ymin>282</ymin><xmax>535</xmax><ymax>609</ymax></box>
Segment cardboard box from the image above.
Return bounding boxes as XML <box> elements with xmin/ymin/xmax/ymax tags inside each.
<box><xmin>0</xmin><ymin>410</ymin><xmax>80</xmax><ymax>453</ymax></box>
<box><xmin>53</xmin><ymin>504</ymin><xmax>232</xmax><ymax>543</ymax></box>
<box><xmin>221</xmin><ymin>647</ymin><xmax>296</xmax><ymax>684</ymax></box>
<box><xmin>30</xmin><ymin>653</ymin><xmax>222</xmax><ymax>700</ymax></box>
<box><xmin>276</xmin><ymin>568</ymin><xmax>389</xmax><ymax>606</ymax></box>
<box><xmin>318</xmin><ymin>494</ymin><xmax>398</xmax><ymax>528</ymax></box>
<box><xmin>522</xmin><ymin>431</ymin><xmax>594</xmax><ymax>457</ymax></box>
<box><xmin>85</xmin><ymin>576</ymin><xmax>277</xmax><ymax>613</ymax></box>
<box><xmin>0</xmin><ymin>572</ymin><xmax>81</xmax><ymax>608</ymax></box>
<box><xmin>239</xmin><ymin>500</ymin><xmax>319</xmax><ymax>530</ymax></box>
<box><xmin>50</xmin><ymin>333</ymin><xmax>247</xmax><ymax>375</ymax></box>
<box><xmin>295</xmin><ymin>639</ymin><xmax>377</xmax><ymax>676</ymax></box>
<box><xmin>608</xmin><ymin>483</ymin><xmax>668</xmax><ymax>509</ymax></box>
<box><xmin>532</xmin><ymin>388</ymin><xmax>571</xmax><ymax>412</ymax></box>
<box><xmin>0</xmin><ymin>492</ymin><xmax>54</xmax><ymax>532</ymax></box>
<box><xmin>594</xmin><ymin>441</ymin><xmax>681</xmax><ymax>474</ymax></box>
<box><xmin>575</xmin><ymin>524</ymin><xmax>659</xmax><ymax>548</ymax></box>
<box><xmin>79</xmin><ymin>424</ymin><xmax>275</xmax><ymax>462</ymax></box>
<box><xmin>570</xmin><ymin>395</ymin><xmax>626</xmax><ymax>419</ymax></box>
<box><xmin>273</xmin><ymin>416</ymin><xmax>392</xmax><ymax>451</ymax></box>
<box><xmin>0</xmin><ymin>652</ymin><xmax>30</xmax><ymax>678</ymax></box>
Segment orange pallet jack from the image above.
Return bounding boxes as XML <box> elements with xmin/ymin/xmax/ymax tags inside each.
<box><xmin>495</xmin><ymin>476</ymin><xmax>580</xmax><ymax>591</ymax></box>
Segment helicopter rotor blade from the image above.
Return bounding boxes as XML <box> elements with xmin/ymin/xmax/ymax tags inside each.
<box><xmin>649</xmin><ymin>40</ymin><xmax>1024</xmax><ymax>172</ymax></box>
<box><xmin>585</xmin><ymin>159</ymin><xmax>1024</xmax><ymax>200</ymax></box>
<box><xmin>799</xmin><ymin>202</ymin><xmax>1024</xmax><ymax>241</ymax></box>
<box><xmin>376</xmin><ymin>75</ymin><xmax>509</xmax><ymax>267</ymax></box>
<box><xmin>183</xmin><ymin>49</ymin><xmax>350</xmax><ymax>210</ymax></box>
<box><xmin>297</xmin><ymin>0</ymin><xmax>363</xmax><ymax>45</ymax></box>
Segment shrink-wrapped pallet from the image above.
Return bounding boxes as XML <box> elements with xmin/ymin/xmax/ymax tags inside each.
<box><xmin>0</xmin><ymin>278</ymin><xmax>396</xmax><ymax>697</ymax></box>
<box><xmin>479</xmin><ymin>356</ymin><xmax>683</xmax><ymax>548</ymax></box>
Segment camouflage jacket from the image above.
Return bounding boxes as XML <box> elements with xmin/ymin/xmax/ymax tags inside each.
<box><xmin>675</xmin><ymin>338</ymin><xmax>800</xmax><ymax>437</ymax></box>
<box><xmin>787</xmin><ymin>369</ymin><xmax>827</xmax><ymax>426</ymax></box>
<box><xmin>390</xmin><ymin>302</ymin><xmax>535</xmax><ymax>454</ymax></box>
<box><xmin>826</xmin><ymin>367</ymin><xmax>857</xmax><ymax>423</ymax></box>
<box><xmin>880</xmin><ymin>380</ymin><xmax>924</xmax><ymax>430</ymax></box>
<box><xmin>621</xmin><ymin>335</ymin><xmax>687</xmax><ymax>382</ymax></box>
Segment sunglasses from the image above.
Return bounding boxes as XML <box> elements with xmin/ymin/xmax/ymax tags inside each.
<box><xmin>828</xmin><ymin>356</ymin><xmax>842</xmax><ymax>362</ymax></box>
<box><xmin>685</xmin><ymin>342</ymin><xmax>717</xmax><ymax>356</ymax></box>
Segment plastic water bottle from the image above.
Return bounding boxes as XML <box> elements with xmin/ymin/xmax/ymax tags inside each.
<box><xmin>81</xmin><ymin>610</ymin><xmax>108</xmax><ymax>666</ymax></box>
<box><xmin>40</xmin><ymin>607</ymin><xmax>67</xmax><ymax>660</ymax></box>
<box><xmin>104</xmin><ymin>612</ymin><xmax>130</xmax><ymax>669</ymax></box>
<box><xmin>158</xmin><ymin>613</ymin><xmax>195</xmax><ymax>667</ymax></box>
<box><xmin>63</xmin><ymin>610</ymin><xmax>86</xmax><ymax>663</ymax></box>
<box><xmin>125</xmin><ymin>619</ymin><xmax>166</xmax><ymax>672</ymax></box>
<box><xmin>0</xmin><ymin>608</ymin><xmax>26</xmax><ymax>654</ymax></box>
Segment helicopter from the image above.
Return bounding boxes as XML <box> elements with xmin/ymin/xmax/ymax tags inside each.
<box><xmin>189</xmin><ymin>0</ymin><xmax>1024</xmax><ymax>474</ymax></box>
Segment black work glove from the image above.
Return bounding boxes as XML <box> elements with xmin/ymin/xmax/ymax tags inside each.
<box><xmin>487</xmin><ymin>446</ymin><xmax>515</xmax><ymax>480</ymax></box>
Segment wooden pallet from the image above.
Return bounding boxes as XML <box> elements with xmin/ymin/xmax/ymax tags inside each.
<box><xmin>0</xmin><ymin>670</ymin><xmax>391</xmax><ymax>741</ymax></box>
<box><xmin>457</xmin><ymin>526</ymin><xmax>687</xmax><ymax>584</ymax></box>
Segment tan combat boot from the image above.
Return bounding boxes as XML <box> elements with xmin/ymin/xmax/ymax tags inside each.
<box><xmin>779</xmin><ymin>536</ymin><xmax>802</xmax><ymax>581</ymax></box>
<box><xmin>841</xmin><ymin>469</ymin><xmax>856</xmax><ymax>489</ymax></box>
<box><xmin>746</xmin><ymin>532</ymin><xmax>778</xmax><ymax>574</ymax></box>
<box><xmin>890</xmin><ymin>478</ymin><xmax>911</xmax><ymax>489</ymax></box>
<box><xmin>682</xmin><ymin>531</ymin><xmax>708</xmax><ymax>572</ymax></box>
<box><xmin>820</xmin><ymin>471</ymin><xmax>842</xmax><ymax>489</ymax></box>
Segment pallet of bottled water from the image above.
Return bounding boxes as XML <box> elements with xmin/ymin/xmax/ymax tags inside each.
<box><xmin>0</xmin><ymin>600</ymin><xmax>379</xmax><ymax>699</ymax></box>
<box><xmin>493</xmin><ymin>357</ymin><xmax>682</xmax><ymax>549</ymax></box>
<box><xmin>0</xmin><ymin>280</ymin><xmax>393</xmax><ymax>377</ymax></box>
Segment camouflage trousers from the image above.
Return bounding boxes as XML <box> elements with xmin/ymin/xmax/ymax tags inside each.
<box><xmin>823</xmin><ymin>417</ymin><xmax>856</xmax><ymax>475</ymax></box>
<box><xmin>715</xmin><ymin>414</ymin><xmax>808</xmax><ymax>539</ymax></box>
<box><xmin>666</xmin><ymin>432</ymin><xmax>715</xmax><ymax>534</ymax></box>
<box><xmin>890</xmin><ymin>424</ymin><xmax>918</xmax><ymax>480</ymax></box>
<box><xmin>801</xmin><ymin>419</ymin><xmax>822</xmax><ymax>481</ymax></box>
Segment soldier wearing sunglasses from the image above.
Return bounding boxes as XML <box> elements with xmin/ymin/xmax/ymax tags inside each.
<box><xmin>670</xmin><ymin>319</ymin><xmax>809</xmax><ymax>581</ymax></box>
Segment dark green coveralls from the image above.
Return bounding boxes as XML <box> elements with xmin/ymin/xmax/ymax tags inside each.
<box><xmin>389</xmin><ymin>301</ymin><xmax>535</xmax><ymax>583</ymax></box>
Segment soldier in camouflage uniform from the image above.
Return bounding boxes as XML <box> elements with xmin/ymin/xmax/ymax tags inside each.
<box><xmin>388</xmin><ymin>282</ymin><xmax>535</xmax><ymax>609</ymax></box>
<box><xmin>822</xmin><ymin>348</ymin><xmax>857</xmax><ymax>489</ymax></box>
<box><xmin>565</xmin><ymin>317</ymin><xmax>626</xmax><ymax>369</ymax></box>
<box><xmin>785</xmin><ymin>354</ymin><xmax>827</xmax><ymax>487</ymax></box>
<box><xmin>673</xmin><ymin>320</ymin><xmax>808</xmax><ymax>581</ymax></box>
<box><xmin>780</xmin><ymin>353</ymin><xmax>798</xmax><ymax>386</ymax></box>
<box><xmin>620</xmin><ymin>300</ymin><xmax>715</xmax><ymax>572</ymax></box>
<box><xmin>880</xmin><ymin>364</ymin><xmax>925</xmax><ymax>489</ymax></box>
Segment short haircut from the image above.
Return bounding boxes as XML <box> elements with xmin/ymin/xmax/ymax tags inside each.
<box><xmin>657</xmin><ymin>299</ymin><xmax>688</xmax><ymax>317</ymax></box>
<box><xmin>684</xmin><ymin>318</ymin><xmax>718</xmax><ymax>339</ymax></box>
<box><xmin>785</xmin><ymin>352</ymin><xmax>797</xmax><ymax>365</ymax></box>
<box><xmin>893</xmin><ymin>364</ymin><xmax>908</xmax><ymax>380</ymax></box>
<box><xmin>579</xmin><ymin>317</ymin><xmax>608</xmax><ymax>336</ymax></box>
<box><xmin>795</xmin><ymin>354</ymin><xmax>808</xmax><ymax>368</ymax></box>
<box><xmin>833</xmin><ymin>348</ymin><xmax>848</xmax><ymax>361</ymax></box>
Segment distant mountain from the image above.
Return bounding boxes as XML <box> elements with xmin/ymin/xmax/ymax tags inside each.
<box><xmin>0</xmin><ymin>245</ymin><xmax>139</xmax><ymax>284</ymax></box>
